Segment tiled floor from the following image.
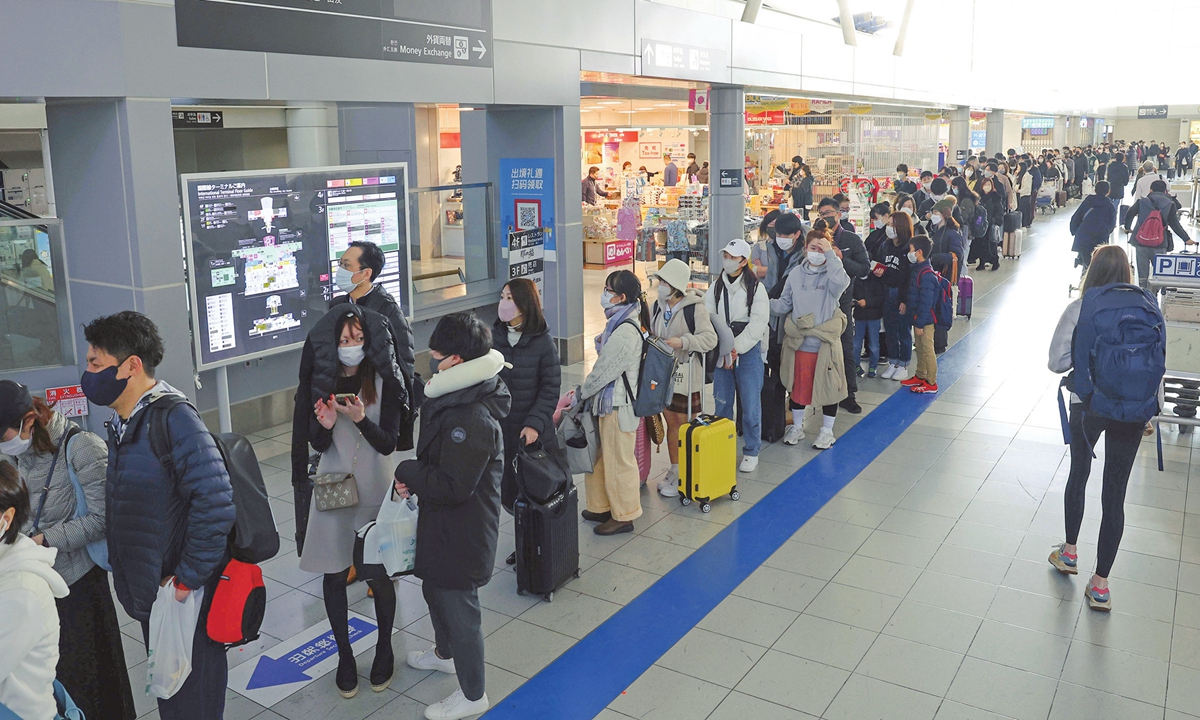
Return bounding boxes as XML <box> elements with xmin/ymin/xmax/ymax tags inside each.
<box><xmin>117</xmin><ymin>206</ymin><xmax>1200</xmax><ymax>720</ymax></box>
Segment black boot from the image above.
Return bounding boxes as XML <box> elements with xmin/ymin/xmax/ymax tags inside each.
<box><xmin>336</xmin><ymin>652</ymin><xmax>359</xmax><ymax>699</ymax></box>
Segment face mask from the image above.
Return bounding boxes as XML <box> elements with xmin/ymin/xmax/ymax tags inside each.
<box><xmin>908</xmin><ymin>251</ymin><xmax>919</xmax><ymax>263</ymax></box>
<box><xmin>807</xmin><ymin>250</ymin><xmax>827</xmax><ymax>266</ymax></box>
<box><xmin>722</xmin><ymin>258</ymin><xmax>743</xmax><ymax>276</ymax></box>
<box><xmin>930</xmin><ymin>213</ymin><xmax>943</xmax><ymax>225</ymax></box>
<box><xmin>775</xmin><ymin>236</ymin><xmax>795</xmax><ymax>252</ymax></box>
<box><xmin>498</xmin><ymin>298</ymin><xmax>519</xmax><ymax>323</ymax></box>
<box><xmin>885</xmin><ymin>225</ymin><xmax>897</xmax><ymax>239</ymax></box>
<box><xmin>896</xmin><ymin>172</ymin><xmax>905</xmax><ymax>180</ymax></box>
<box><xmin>951</xmin><ymin>189</ymin><xmax>959</xmax><ymax>196</ymax></box>
<box><xmin>600</xmin><ymin>290</ymin><xmax>617</xmax><ymax>310</ymax></box>
<box><xmin>931</xmin><ymin>194</ymin><xmax>944</xmax><ymax>202</ymax></box>
<box><xmin>900</xmin><ymin>207</ymin><xmax>914</xmax><ymax>217</ymax></box>
<box><xmin>0</xmin><ymin>515</ymin><xmax>7</xmax><ymax>539</ymax></box>
<box><xmin>656</xmin><ymin>284</ymin><xmax>674</xmax><ymax>302</ymax></box>
<box><xmin>0</xmin><ymin>433</ymin><xmax>31</xmax><ymax>457</ymax></box>
<box><xmin>984</xmin><ymin>170</ymin><xmax>994</xmax><ymax>178</ymax></box>
<box><xmin>335</xmin><ymin>267</ymin><xmax>362</xmax><ymax>293</ymax></box>
<box><xmin>429</xmin><ymin>356</ymin><xmax>443</xmax><ymax>377</ymax></box>
<box><xmin>81</xmin><ymin>364</ymin><xmax>128</xmax><ymax>407</ymax></box>
<box><xmin>338</xmin><ymin>344</ymin><xmax>365</xmax><ymax>367</ymax></box>
<box><xmin>922</xmin><ymin>182</ymin><xmax>931</xmax><ymax>190</ymax></box>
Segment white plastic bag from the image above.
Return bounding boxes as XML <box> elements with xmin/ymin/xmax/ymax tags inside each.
<box><xmin>145</xmin><ymin>582</ymin><xmax>204</xmax><ymax>700</ymax></box>
<box><xmin>374</xmin><ymin>492</ymin><xmax>418</xmax><ymax>576</ymax></box>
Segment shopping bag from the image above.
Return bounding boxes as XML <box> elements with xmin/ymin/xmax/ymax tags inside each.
<box><xmin>555</xmin><ymin>399</ymin><xmax>599</xmax><ymax>475</ymax></box>
<box><xmin>372</xmin><ymin>492</ymin><xmax>419</xmax><ymax>576</ymax></box>
<box><xmin>146</xmin><ymin>582</ymin><xmax>205</xmax><ymax>700</ymax></box>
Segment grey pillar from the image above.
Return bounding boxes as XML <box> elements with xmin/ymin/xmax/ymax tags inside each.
<box><xmin>708</xmin><ymin>86</ymin><xmax>745</xmax><ymax>274</ymax></box>
<box><xmin>1051</xmin><ymin>116</ymin><xmax>1068</xmax><ymax>150</ymax></box>
<box><xmin>985</xmin><ymin>109</ymin><xmax>1005</xmax><ymax>157</ymax></box>
<box><xmin>948</xmin><ymin>107</ymin><xmax>969</xmax><ymax>165</ymax></box>
<box><xmin>45</xmin><ymin>98</ymin><xmax>195</xmax><ymax>412</ymax></box>
<box><xmin>287</xmin><ymin>103</ymin><xmax>339</xmax><ymax>168</ymax></box>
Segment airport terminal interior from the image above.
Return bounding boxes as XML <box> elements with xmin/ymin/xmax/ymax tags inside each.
<box><xmin>5</xmin><ymin>0</ymin><xmax>1200</xmax><ymax>719</ymax></box>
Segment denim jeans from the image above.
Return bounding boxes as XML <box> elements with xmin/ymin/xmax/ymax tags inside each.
<box><xmin>714</xmin><ymin>342</ymin><xmax>764</xmax><ymax>457</ymax></box>
<box><xmin>852</xmin><ymin>317</ymin><xmax>882</xmax><ymax>370</ymax></box>
<box><xmin>883</xmin><ymin>289</ymin><xmax>912</xmax><ymax>366</ymax></box>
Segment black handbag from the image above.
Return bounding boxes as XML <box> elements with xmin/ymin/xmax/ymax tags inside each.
<box><xmin>513</xmin><ymin>439</ymin><xmax>572</xmax><ymax>506</ymax></box>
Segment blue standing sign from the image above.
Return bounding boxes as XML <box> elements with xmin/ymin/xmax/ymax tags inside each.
<box><xmin>499</xmin><ymin>158</ymin><xmax>556</xmax><ymax>258</ymax></box>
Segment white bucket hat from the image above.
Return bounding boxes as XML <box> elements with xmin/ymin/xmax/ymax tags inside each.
<box><xmin>654</xmin><ymin>258</ymin><xmax>691</xmax><ymax>293</ymax></box>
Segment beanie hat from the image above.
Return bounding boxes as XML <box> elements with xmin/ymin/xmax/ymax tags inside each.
<box><xmin>931</xmin><ymin>198</ymin><xmax>956</xmax><ymax>217</ymax></box>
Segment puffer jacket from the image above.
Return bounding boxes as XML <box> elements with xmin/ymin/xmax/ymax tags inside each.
<box><xmin>651</xmin><ymin>290</ymin><xmax>718</xmax><ymax>393</ymax></box>
<box><xmin>105</xmin><ymin>387</ymin><xmax>236</xmax><ymax>622</ymax></box>
<box><xmin>492</xmin><ymin>319</ymin><xmax>561</xmax><ymax>437</ymax></box>
<box><xmin>1107</xmin><ymin>161</ymin><xmax>1130</xmax><ymax>198</ymax></box>
<box><xmin>1070</xmin><ymin>193</ymin><xmax>1118</xmax><ymax>255</ymax></box>
<box><xmin>930</xmin><ymin>224</ymin><xmax>966</xmax><ymax>282</ymax></box>
<box><xmin>396</xmin><ymin>352</ymin><xmax>511</xmax><ymax>590</ymax></box>
<box><xmin>907</xmin><ymin>260</ymin><xmax>940</xmax><ymax>327</ymax></box>
<box><xmin>14</xmin><ymin>411</ymin><xmax>108</xmax><ymax>586</ymax></box>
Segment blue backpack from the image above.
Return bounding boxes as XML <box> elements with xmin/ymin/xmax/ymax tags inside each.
<box><xmin>1072</xmin><ymin>283</ymin><xmax>1166</xmax><ymax>424</ymax></box>
<box><xmin>920</xmin><ymin>267</ymin><xmax>955</xmax><ymax>329</ymax></box>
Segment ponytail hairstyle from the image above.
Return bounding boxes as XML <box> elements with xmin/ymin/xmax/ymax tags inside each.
<box><xmin>605</xmin><ymin>269</ymin><xmax>651</xmax><ymax>330</ymax></box>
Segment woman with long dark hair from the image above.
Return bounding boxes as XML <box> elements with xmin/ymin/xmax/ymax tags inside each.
<box><xmin>1015</xmin><ymin>160</ymin><xmax>1035</xmax><ymax>227</ymax></box>
<box><xmin>1</xmin><ymin>382</ymin><xmax>136</xmax><ymax>720</ymax></box>
<box><xmin>579</xmin><ymin>270</ymin><xmax>649</xmax><ymax>535</ymax></box>
<box><xmin>878</xmin><ymin>211</ymin><xmax>914</xmax><ymax>381</ymax></box>
<box><xmin>493</xmin><ymin>278</ymin><xmax>561</xmax><ymax>562</ymax></box>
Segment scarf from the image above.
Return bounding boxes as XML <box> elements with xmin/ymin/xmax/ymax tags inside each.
<box><xmin>593</xmin><ymin>301</ymin><xmax>640</xmax><ymax>416</ymax></box>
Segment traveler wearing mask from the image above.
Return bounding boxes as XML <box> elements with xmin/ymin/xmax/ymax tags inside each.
<box><xmin>1106</xmin><ymin>152</ymin><xmax>1130</xmax><ymax>215</ymax></box>
<box><xmin>579</xmin><ymin>271</ymin><xmax>649</xmax><ymax>535</ymax></box>
<box><xmin>878</xmin><ymin>212</ymin><xmax>915</xmax><ymax>381</ymax></box>
<box><xmin>651</xmin><ymin>259</ymin><xmax>718</xmax><ymax>497</ymax></box>
<box><xmin>296</xmin><ymin>305</ymin><xmax>404</xmax><ymax>699</ymax></box>
<box><xmin>81</xmin><ymin>311</ymin><xmax>235</xmax><ymax>720</ymax></box>
<box><xmin>863</xmin><ymin>202</ymin><xmax>892</xmax><ymax>257</ymax></box>
<box><xmin>977</xmin><ymin>176</ymin><xmax>1005</xmax><ymax>271</ymax></box>
<box><xmin>704</xmin><ymin>240</ymin><xmax>769</xmax><ymax>472</ymax></box>
<box><xmin>0</xmin><ymin>462</ymin><xmax>70</xmax><ymax>720</ymax></box>
<box><xmin>1124</xmin><ymin>179</ymin><xmax>1194</xmax><ymax>289</ymax></box>
<box><xmin>1132</xmin><ymin>160</ymin><xmax>1165</xmax><ymax>202</ymax></box>
<box><xmin>928</xmin><ymin>198</ymin><xmax>966</xmax><ymax>353</ymax></box>
<box><xmin>918</xmin><ymin>177</ymin><xmax>948</xmax><ymax>219</ymax></box>
<box><xmin>395</xmin><ymin>312</ymin><xmax>509</xmax><ymax>720</ymax></box>
<box><xmin>991</xmin><ymin>161</ymin><xmax>1015</xmax><ymax>210</ymax></box>
<box><xmin>1015</xmin><ymin>161</ymin><xmax>1036</xmax><ymax>228</ymax></box>
<box><xmin>913</xmin><ymin>170</ymin><xmax>935</xmax><ymax>209</ymax></box>
<box><xmin>816</xmin><ymin>198</ymin><xmax>870</xmax><ymax>414</ymax></box>
<box><xmin>771</xmin><ymin>230</ymin><xmax>850</xmax><ymax>449</ymax></box>
<box><xmin>492</xmin><ymin>279</ymin><xmax>560</xmax><ymax>550</ymax></box>
<box><xmin>833</xmin><ymin>193</ymin><xmax>856</xmax><ymax>234</ymax></box>
<box><xmin>784</xmin><ymin>160</ymin><xmax>813</xmax><ymax>219</ymax></box>
<box><xmin>1070</xmin><ymin>181</ymin><xmax>1117</xmax><ymax>272</ymax></box>
<box><xmin>1</xmin><ymin>380</ymin><xmax>136</xmax><ymax>720</ymax></box>
<box><xmin>894</xmin><ymin>164</ymin><xmax>918</xmax><ymax>195</ymax></box>
<box><xmin>894</xmin><ymin>193</ymin><xmax>918</xmax><ymax>218</ymax></box>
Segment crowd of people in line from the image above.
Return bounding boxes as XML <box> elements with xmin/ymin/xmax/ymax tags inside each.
<box><xmin>0</xmin><ymin>135</ymin><xmax>1190</xmax><ymax>719</ymax></box>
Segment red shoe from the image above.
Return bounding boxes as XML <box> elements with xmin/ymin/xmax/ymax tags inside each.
<box><xmin>900</xmin><ymin>375</ymin><xmax>924</xmax><ymax>387</ymax></box>
<box><xmin>911</xmin><ymin>380</ymin><xmax>939</xmax><ymax>393</ymax></box>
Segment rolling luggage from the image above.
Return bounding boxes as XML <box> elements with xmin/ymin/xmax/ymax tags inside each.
<box><xmin>514</xmin><ymin>484</ymin><xmax>580</xmax><ymax>602</ymax></box>
<box><xmin>760</xmin><ymin>343</ymin><xmax>787</xmax><ymax>443</ymax></box>
<box><xmin>1056</xmin><ymin>190</ymin><xmax>1068</xmax><ymax>207</ymax></box>
<box><xmin>1120</xmin><ymin>204</ymin><xmax>1131</xmax><ymax>227</ymax></box>
<box><xmin>957</xmin><ymin>273</ymin><xmax>973</xmax><ymax>318</ymax></box>
<box><xmin>1003</xmin><ymin>210</ymin><xmax>1022</xmax><ymax>233</ymax></box>
<box><xmin>676</xmin><ymin>354</ymin><xmax>739</xmax><ymax>514</ymax></box>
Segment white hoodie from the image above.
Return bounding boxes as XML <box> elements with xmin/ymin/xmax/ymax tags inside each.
<box><xmin>0</xmin><ymin>535</ymin><xmax>70</xmax><ymax>720</ymax></box>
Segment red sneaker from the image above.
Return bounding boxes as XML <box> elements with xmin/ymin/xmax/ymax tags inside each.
<box><xmin>900</xmin><ymin>375</ymin><xmax>924</xmax><ymax>387</ymax></box>
<box><xmin>911</xmin><ymin>381</ymin><xmax>939</xmax><ymax>393</ymax></box>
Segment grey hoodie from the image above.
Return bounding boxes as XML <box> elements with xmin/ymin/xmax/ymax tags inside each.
<box><xmin>0</xmin><ymin>535</ymin><xmax>69</xmax><ymax>720</ymax></box>
<box><xmin>769</xmin><ymin>249</ymin><xmax>850</xmax><ymax>352</ymax></box>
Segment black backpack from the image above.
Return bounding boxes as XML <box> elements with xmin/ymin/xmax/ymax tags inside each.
<box><xmin>148</xmin><ymin>396</ymin><xmax>280</xmax><ymax>565</ymax></box>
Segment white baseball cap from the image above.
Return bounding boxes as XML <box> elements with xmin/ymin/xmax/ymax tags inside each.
<box><xmin>721</xmin><ymin>238</ymin><xmax>752</xmax><ymax>259</ymax></box>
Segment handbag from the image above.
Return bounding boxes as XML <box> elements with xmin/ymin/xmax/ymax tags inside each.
<box><xmin>311</xmin><ymin>438</ymin><xmax>360</xmax><ymax>511</ymax></box>
<box><xmin>555</xmin><ymin>399</ymin><xmax>599</xmax><ymax>475</ymax></box>
<box><xmin>646</xmin><ymin>413</ymin><xmax>665</xmax><ymax>446</ymax></box>
<box><xmin>513</xmin><ymin>440</ymin><xmax>571</xmax><ymax>505</ymax></box>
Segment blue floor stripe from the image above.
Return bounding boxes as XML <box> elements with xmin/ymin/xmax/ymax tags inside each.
<box><xmin>484</xmin><ymin>312</ymin><xmax>1004</xmax><ymax>720</ymax></box>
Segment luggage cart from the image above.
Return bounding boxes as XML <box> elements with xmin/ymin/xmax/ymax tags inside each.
<box><xmin>1149</xmin><ymin>260</ymin><xmax>1200</xmax><ymax>436</ymax></box>
<box><xmin>1036</xmin><ymin>185</ymin><xmax>1056</xmax><ymax>215</ymax></box>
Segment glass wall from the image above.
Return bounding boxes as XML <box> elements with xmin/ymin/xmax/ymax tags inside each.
<box><xmin>0</xmin><ymin>219</ymin><xmax>68</xmax><ymax>370</ymax></box>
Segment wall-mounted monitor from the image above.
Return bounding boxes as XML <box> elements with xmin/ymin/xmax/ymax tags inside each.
<box><xmin>180</xmin><ymin>163</ymin><xmax>411</xmax><ymax>371</ymax></box>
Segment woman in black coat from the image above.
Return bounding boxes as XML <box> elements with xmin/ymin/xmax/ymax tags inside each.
<box><xmin>492</xmin><ymin>278</ymin><xmax>561</xmax><ymax>548</ymax></box>
<box><xmin>1070</xmin><ymin>180</ymin><xmax>1118</xmax><ymax>271</ymax></box>
<box><xmin>976</xmin><ymin>176</ymin><xmax>1006</xmax><ymax>271</ymax></box>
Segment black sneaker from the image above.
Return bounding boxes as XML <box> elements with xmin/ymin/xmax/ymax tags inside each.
<box><xmin>839</xmin><ymin>396</ymin><xmax>862</xmax><ymax>414</ymax></box>
<box><xmin>336</xmin><ymin>654</ymin><xmax>359</xmax><ymax>699</ymax></box>
<box><xmin>505</xmin><ymin>551</ymin><xmax>516</xmax><ymax>566</ymax></box>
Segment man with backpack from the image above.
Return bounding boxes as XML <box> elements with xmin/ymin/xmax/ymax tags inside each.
<box><xmin>1123</xmin><ymin>179</ymin><xmax>1192</xmax><ymax>290</ymax></box>
<box><xmin>81</xmin><ymin>311</ymin><xmax>236</xmax><ymax>720</ymax></box>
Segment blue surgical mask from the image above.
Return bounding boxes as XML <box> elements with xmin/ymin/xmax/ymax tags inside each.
<box><xmin>335</xmin><ymin>267</ymin><xmax>361</xmax><ymax>293</ymax></box>
<box><xmin>429</xmin><ymin>356</ymin><xmax>443</xmax><ymax>377</ymax></box>
<box><xmin>81</xmin><ymin>364</ymin><xmax>128</xmax><ymax>407</ymax></box>
<box><xmin>601</xmin><ymin>290</ymin><xmax>617</xmax><ymax>310</ymax></box>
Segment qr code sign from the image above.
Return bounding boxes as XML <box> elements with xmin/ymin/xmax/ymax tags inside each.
<box><xmin>516</xmin><ymin>201</ymin><xmax>540</xmax><ymax>230</ymax></box>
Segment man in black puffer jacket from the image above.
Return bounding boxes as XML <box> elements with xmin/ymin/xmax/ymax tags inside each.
<box><xmin>82</xmin><ymin>312</ymin><xmax>235</xmax><ymax>720</ymax></box>
<box><xmin>394</xmin><ymin>312</ymin><xmax>510</xmax><ymax>719</ymax></box>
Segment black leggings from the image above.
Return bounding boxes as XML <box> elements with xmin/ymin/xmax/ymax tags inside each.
<box><xmin>1063</xmin><ymin>404</ymin><xmax>1143</xmax><ymax>578</ymax></box>
<box><xmin>790</xmin><ymin>401</ymin><xmax>838</xmax><ymax>417</ymax></box>
<box><xmin>323</xmin><ymin>568</ymin><xmax>396</xmax><ymax>659</ymax></box>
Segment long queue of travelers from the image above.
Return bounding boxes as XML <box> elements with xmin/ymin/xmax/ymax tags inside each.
<box><xmin>0</xmin><ymin>138</ymin><xmax>1186</xmax><ymax>719</ymax></box>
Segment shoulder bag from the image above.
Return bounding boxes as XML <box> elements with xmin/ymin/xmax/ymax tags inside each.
<box><xmin>312</xmin><ymin>437</ymin><xmax>360</xmax><ymax>511</ymax></box>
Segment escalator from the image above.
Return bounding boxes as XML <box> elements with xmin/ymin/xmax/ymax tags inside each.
<box><xmin>0</xmin><ymin>203</ymin><xmax>63</xmax><ymax>368</ymax></box>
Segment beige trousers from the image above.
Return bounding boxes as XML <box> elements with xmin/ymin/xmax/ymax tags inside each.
<box><xmin>914</xmin><ymin>324</ymin><xmax>937</xmax><ymax>384</ymax></box>
<box><xmin>583</xmin><ymin>412</ymin><xmax>643</xmax><ymax>522</ymax></box>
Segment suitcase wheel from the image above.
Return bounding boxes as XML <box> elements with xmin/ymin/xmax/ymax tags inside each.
<box><xmin>544</xmin><ymin>592</ymin><xmax>553</xmax><ymax>602</ymax></box>
<box><xmin>517</xmin><ymin>588</ymin><xmax>525</xmax><ymax>596</ymax></box>
<box><xmin>730</xmin><ymin>489</ymin><xmax>740</xmax><ymax>501</ymax></box>
<box><xmin>701</xmin><ymin>502</ymin><xmax>712</xmax><ymax>514</ymax></box>
<box><xmin>680</xmin><ymin>496</ymin><xmax>691</xmax><ymax>507</ymax></box>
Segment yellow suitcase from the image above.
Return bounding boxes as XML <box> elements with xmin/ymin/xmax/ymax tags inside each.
<box><xmin>676</xmin><ymin>414</ymin><xmax>739</xmax><ymax>513</ymax></box>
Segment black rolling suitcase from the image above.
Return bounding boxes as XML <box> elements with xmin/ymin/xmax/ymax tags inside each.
<box><xmin>760</xmin><ymin>341</ymin><xmax>788</xmax><ymax>443</ymax></box>
<box><xmin>514</xmin><ymin>484</ymin><xmax>580</xmax><ymax>602</ymax></box>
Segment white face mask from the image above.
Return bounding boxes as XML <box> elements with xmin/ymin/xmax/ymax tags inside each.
<box><xmin>908</xmin><ymin>251</ymin><xmax>919</xmax><ymax>263</ymax></box>
<box><xmin>335</xmin><ymin>267</ymin><xmax>362</xmax><ymax>294</ymax></box>
<box><xmin>885</xmin><ymin>225</ymin><xmax>897</xmax><ymax>239</ymax></box>
<box><xmin>722</xmin><ymin>258</ymin><xmax>743</xmax><ymax>276</ymax></box>
<box><xmin>931</xmin><ymin>194</ymin><xmax>944</xmax><ymax>202</ymax></box>
<box><xmin>807</xmin><ymin>250</ymin><xmax>827</xmax><ymax>266</ymax></box>
<box><xmin>0</xmin><ymin>434</ymin><xmax>31</xmax><ymax>457</ymax></box>
<box><xmin>600</xmin><ymin>290</ymin><xmax>617</xmax><ymax>310</ymax></box>
<box><xmin>900</xmin><ymin>207</ymin><xmax>914</xmax><ymax>217</ymax></box>
<box><xmin>775</xmin><ymin>236</ymin><xmax>795</xmax><ymax>252</ymax></box>
<box><xmin>338</xmin><ymin>344</ymin><xmax>365</xmax><ymax>368</ymax></box>
<box><xmin>657</xmin><ymin>284</ymin><xmax>674</xmax><ymax>302</ymax></box>
<box><xmin>930</xmin><ymin>213</ymin><xmax>943</xmax><ymax>225</ymax></box>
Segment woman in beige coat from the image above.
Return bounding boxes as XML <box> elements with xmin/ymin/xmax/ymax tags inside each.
<box><xmin>649</xmin><ymin>258</ymin><xmax>718</xmax><ymax>497</ymax></box>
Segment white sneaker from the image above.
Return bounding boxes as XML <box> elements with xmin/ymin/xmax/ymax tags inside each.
<box><xmin>813</xmin><ymin>427</ymin><xmax>837</xmax><ymax>450</ymax></box>
<box><xmin>739</xmin><ymin>455</ymin><xmax>759</xmax><ymax>473</ymax></box>
<box><xmin>407</xmin><ymin>646</ymin><xmax>456</xmax><ymax>674</ymax></box>
<box><xmin>891</xmin><ymin>365</ymin><xmax>909</xmax><ymax>382</ymax></box>
<box><xmin>424</xmin><ymin>689</ymin><xmax>489</xmax><ymax>720</ymax></box>
<box><xmin>782</xmin><ymin>425</ymin><xmax>804</xmax><ymax>445</ymax></box>
<box><xmin>879</xmin><ymin>363</ymin><xmax>897</xmax><ymax>380</ymax></box>
<box><xmin>658</xmin><ymin>473</ymin><xmax>680</xmax><ymax>497</ymax></box>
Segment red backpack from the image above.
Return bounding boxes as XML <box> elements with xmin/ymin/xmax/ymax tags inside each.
<box><xmin>206</xmin><ymin>559</ymin><xmax>267</xmax><ymax>647</ymax></box>
<box><xmin>1136</xmin><ymin>208</ymin><xmax>1166</xmax><ymax>247</ymax></box>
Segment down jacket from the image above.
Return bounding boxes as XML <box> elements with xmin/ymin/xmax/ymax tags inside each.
<box><xmin>105</xmin><ymin>388</ymin><xmax>235</xmax><ymax>622</ymax></box>
<box><xmin>491</xmin><ymin>320</ymin><xmax>561</xmax><ymax>438</ymax></box>
<box><xmin>396</xmin><ymin>352</ymin><xmax>511</xmax><ymax>590</ymax></box>
<box><xmin>907</xmin><ymin>260</ymin><xmax>940</xmax><ymax>328</ymax></box>
<box><xmin>1069</xmin><ymin>193</ymin><xmax>1118</xmax><ymax>256</ymax></box>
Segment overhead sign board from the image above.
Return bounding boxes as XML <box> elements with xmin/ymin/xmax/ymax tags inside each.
<box><xmin>639</xmin><ymin>39</ymin><xmax>728</xmax><ymax>81</ymax></box>
<box><xmin>175</xmin><ymin>0</ymin><xmax>493</xmax><ymax>67</ymax></box>
<box><xmin>1139</xmin><ymin>105</ymin><xmax>1169</xmax><ymax>118</ymax></box>
<box><xmin>173</xmin><ymin>110</ymin><xmax>223</xmax><ymax>129</ymax></box>
<box><xmin>1021</xmin><ymin>117</ymin><xmax>1055</xmax><ymax>129</ymax></box>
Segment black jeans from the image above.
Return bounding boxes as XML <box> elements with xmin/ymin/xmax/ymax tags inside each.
<box><xmin>840</xmin><ymin>298</ymin><xmax>857</xmax><ymax>395</ymax></box>
<box><xmin>1063</xmin><ymin>403</ymin><xmax>1143</xmax><ymax>579</ymax></box>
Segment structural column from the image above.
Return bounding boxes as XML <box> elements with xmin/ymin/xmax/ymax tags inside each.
<box><xmin>948</xmin><ymin>107</ymin><xmax>970</xmax><ymax>165</ymax></box>
<box><xmin>708</xmin><ymin>85</ymin><xmax>745</xmax><ymax>273</ymax></box>
<box><xmin>45</xmin><ymin>98</ymin><xmax>194</xmax><ymax>413</ymax></box>
<box><xmin>287</xmin><ymin>102</ymin><xmax>339</xmax><ymax>167</ymax></box>
<box><xmin>985</xmin><ymin>109</ymin><xmax>1005</xmax><ymax>157</ymax></box>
